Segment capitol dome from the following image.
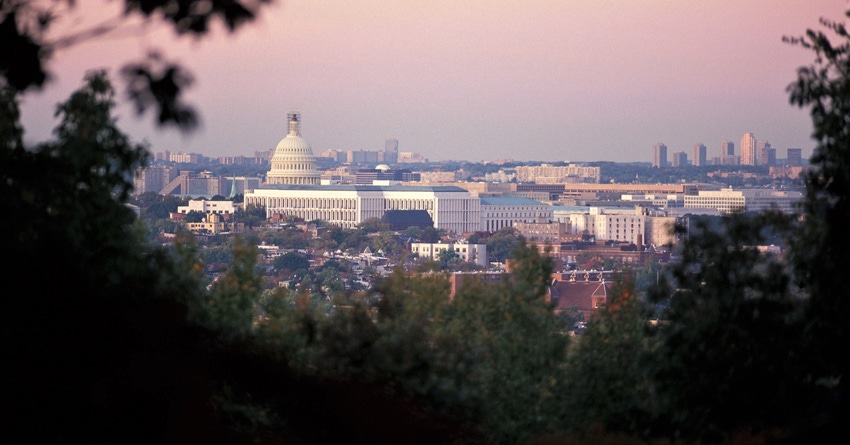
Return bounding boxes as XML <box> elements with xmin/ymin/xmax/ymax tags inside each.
<box><xmin>266</xmin><ymin>113</ymin><xmax>321</xmax><ymax>185</ymax></box>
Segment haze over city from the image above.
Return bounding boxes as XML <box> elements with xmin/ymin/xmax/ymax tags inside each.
<box><xmin>18</xmin><ymin>0</ymin><xmax>848</xmax><ymax>163</ymax></box>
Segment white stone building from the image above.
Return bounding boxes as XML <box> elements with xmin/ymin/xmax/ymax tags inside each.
<box><xmin>479</xmin><ymin>197</ymin><xmax>553</xmax><ymax>232</ymax></box>
<box><xmin>411</xmin><ymin>242</ymin><xmax>488</xmax><ymax>267</ymax></box>
<box><xmin>177</xmin><ymin>199</ymin><xmax>237</xmax><ymax>215</ymax></box>
<box><xmin>684</xmin><ymin>188</ymin><xmax>803</xmax><ymax>214</ymax></box>
<box><xmin>245</xmin><ymin>184</ymin><xmax>481</xmax><ymax>234</ymax></box>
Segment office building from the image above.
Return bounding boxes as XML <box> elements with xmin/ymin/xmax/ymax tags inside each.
<box><xmin>765</xmin><ymin>148</ymin><xmax>776</xmax><ymax>167</ymax></box>
<box><xmin>355</xmin><ymin>166</ymin><xmax>420</xmax><ymax>184</ymax></box>
<box><xmin>720</xmin><ymin>140</ymin><xmax>735</xmax><ymax>157</ymax></box>
<box><xmin>411</xmin><ymin>242</ymin><xmax>488</xmax><ymax>267</ymax></box>
<box><xmin>684</xmin><ymin>188</ymin><xmax>803</xmax><ymax>214</ymax></box>
<box><xmin>383</xmin><ymin>137</ymin><xmax>399</xmax><ymax>164</ymax></box>
<box><xmin>479</xmin><ymin>197</ymin><xmax>553</xmax><ymax>232</ymax></box>
<box><xmin>514</xmin><ymin>164</ymin><xmax>601</xmax><ymax>184</ymax></box>
<box><xmin>787</xmin><ymin>148</ymin><xmax>803</xmax><ymax>166</ymax></box>
<box><xmin>133</xmin><ymin>165</ymin><xmax>179</xmax><ymax>195</ymax></box>
<box><xmin>692</xmin><ymin>143</ymin><xmax>707</xmax><ymax>166</ymax></box>
<box><xmin>758</xmin><ymin>141</ymin><xmax>774</xmax><ymax>166</ymax></box>
<box><xmin>653</xmin><ymin>143</ymin><xmax>667</xmax><ymax>168</ymax></box>
<box><xmin>740</xmin><ymin>132</ymin><xmax>757</xmax><ymax>166</ymax></box>
<box><xmin>246</xmin><ymin>184</ymin><xmax>481</xmax><ymax>234</ymax></box>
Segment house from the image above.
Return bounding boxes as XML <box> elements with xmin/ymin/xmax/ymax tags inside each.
<box><xmin>548</xmin><ymin>270</ymin><xmax>614</xmax><ymax>319</ymax></box>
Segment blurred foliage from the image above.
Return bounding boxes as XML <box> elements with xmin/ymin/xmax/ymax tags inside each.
<box><xmin>485</xmin><ymin>226</ymin><xmax>522</xmax><ymax>263</ymax></box>
<box><xmin>5</xmin><ymin>6</ymin><xmax>850</xmax><ymax>445</ymax></box>
<box><xmin>0</xmin><ymin>0</ymin><xmax>273</xmax><ymax>131</ymax></box>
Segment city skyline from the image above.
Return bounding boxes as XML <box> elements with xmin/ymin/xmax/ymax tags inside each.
<box><xmin>17</xmin><ymin>0</ymin><xmax>847</xmax><ymax>163</ymax></box>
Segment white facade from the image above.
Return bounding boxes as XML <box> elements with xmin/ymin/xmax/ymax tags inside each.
<box><xmin>479</xmin><ymin>197</ymin><xmax>553</xmax><ymax>232</ymax></box>
<box><xmin>621</xmin><ymin>193</ymin><xmax>684</xmax><ymax>208</ymax></box>
<box><xmin>410</xmin><ymin>242</ymin><xmax>488</xmax><ymax>267</ymax></box>
<box><xmin>587</xmin><ymin>212</ymin><xmax>645</xmax><ymax>244</ymax></box>
<box><xmin>554</xmin><ymin>206</ymin><xmax>678</xmax><ymax>246</ymax></box>
<box><xmin>178</xmin><ymin>199</ymin><xmax>237</xmax><ymax>215</ymax></box>
<box><xmin>684</xmin><ymin>188</ymin><xmax>803</xmax><ymax>214</ymax></box>
<box><xmin>644</xmin><ymin>216</ymin><xmax>678</xmax><ymax>247</ymax></box>
<box><xmin>244</xmin><ymin>185</ymin><xmax>481</xmax><ymax>234</ymax></box>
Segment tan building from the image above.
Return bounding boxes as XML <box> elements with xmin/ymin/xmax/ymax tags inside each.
<box><xmin>514</xmin><ymin>221</ymin><xmax>571</xmax><ymax>243</ymax></box>
<box><xmin>184</xmin><ymin>213</ymin><xmax>245</xmax><ymax>235</ymax></box>
<box><xmin>411</xmin><ymin>242</ymin><xmax>488</xmax><ymax>267</ymax></box>
<box><xmin>740</xmin><ymin>132</ymin><xmax>757</xmax><ymax>166</ymax></box>
<box><xmin>177</xmin><ymin>199</ymin><xmax>237</xmax><ymax>215</ymax></box>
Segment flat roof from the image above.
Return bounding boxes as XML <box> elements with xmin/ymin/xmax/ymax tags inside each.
<box><xmin>479</xmin><ymin>197</ymin><xmax>547</xmax><ymax>206</ymax></box>
<box><xmin>256</xmin><ymin>184</ymin><xmax>469</xmax><ymax>193</ymax></box>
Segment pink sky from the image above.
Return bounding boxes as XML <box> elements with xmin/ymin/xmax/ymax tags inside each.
<box><xmin>18</xmin><ymin>0</ymin><xmax>850</xmax><ymax>163</ymax></box>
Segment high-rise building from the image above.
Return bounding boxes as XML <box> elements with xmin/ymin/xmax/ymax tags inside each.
<box><xmin>787</xmin><ymin>148</ymin><xmax>802</xmax><ymax>166</ymax></box>
<box><xmin>720</xmin><ymin>140</ymin><xmax>735</xmax><ymax>157</ymax></box>
<box><xmin>382</xmin><ymin>137</ymin><xmax>399</xmax><ymax>163</ymax></box>
<box><xmin>692</xmin><ymin>143</ymin><xmax>707</xmax><ymax>166</ymax></box>
<box><xmin>758</xmin><ymin>140</ymin><xmax>773</xmax><ymax>166</ymax></box>
<box><xmin>672</xmin><ymin>151</ymin><xmax>688</xmax><ymax>167</ymax></box>
<box><xmin>740</xmin><ymin>133</ymin><xmax>757</xmax><ymax>166</ymax></box>
<box><xmin>765</xmin><ymin>148</ymin><xmax>777</xmax><ymax>167</ymax></box>
<box><xmin>133</xmin><ymin>165</ymin><xmax>178</xmax><ymax>195</ymax></box>
<box><xmin>653</xmin><ymin>143</ymin><xmax>667</xmax><ymax>168</ymax></box>
<box><xmin>385</xmin><ymin>137</ymin><xmax>398</xmax><ymax>153</ymax></box>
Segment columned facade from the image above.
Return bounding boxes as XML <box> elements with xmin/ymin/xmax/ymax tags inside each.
<box><xmin>245</xmin><ymin>185</ymin><xmax>481</xmax><ymax>234</ymax></box>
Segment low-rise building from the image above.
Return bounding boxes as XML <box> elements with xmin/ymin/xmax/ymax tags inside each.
<box><xmin>411</xmin><ymin>242</ymin><xmax>488</xmax><ymax>267</ymax></box>
<box><xmin>246</xmin><ymin>184</ymin><xmax>481</xmax><ymax>234</ymax></box>
<box><xmin>479</xmin><ymin>197</ymin><xmax>552</xmax><ymax>232</ymax></box>
<box><xmin>683</xmin><ymin>188</ymin><xmax>804</xmax><ymax>213</ymax></box>
<box><xmin>184</xmin><ymin>213</ymin><xmax>245</xmax><ymax>235</ymax></box>
<box><xmin>177</xmin><ymin>199</ymin><xmax>237</xmax><ymax>215</ymax></box>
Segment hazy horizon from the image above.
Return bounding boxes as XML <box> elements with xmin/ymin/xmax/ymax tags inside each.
<box><xmin>18</xmin><ymin>0</ymin><xmax>849</xmax><ymax>163</ymax></box>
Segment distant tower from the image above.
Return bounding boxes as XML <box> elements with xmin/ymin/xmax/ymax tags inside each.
<box><xmin>720</xmin><ymin>140</ymin><xmax>735</xmax><ymax>156</ymax></box>
<box><xmin>382</xmin><ymin>137</ymin><xmax>399</xmax><ymax>164</ymax></box>
<box><xmin>766</xmin><ymin>148</ymin><xmax>777</xmax><ymax>167</ymax></box>
<box><xmin>740</xmin><ymin>132</ymin><xmax>757</xmax><ymax>166</ymax></box>
<box><xmin>266</xmin><ymin>113</ymin><xmax>321</xmax><ymax>185</ymax></box>
<box><xmin>692</xmin><ymin>143</ymin><xmax>707</xmax><ymax>166</ymax></box>
<box><xmin>653</xmin><ymin>143</ymin><xmax>667</xmax><ymax>168</ymax></box>
<box><xmin>757</xmin><ymin>140</ymin><xmax>773</xmax><ymax>166</ymax></box>
<box><xmin>787</xmin><ymin>148</ymin><xmax>802</xmax><ymax>166</ymax></box>
<box><xmin>672</xmin><ymin>151</ymin><xmax>688</xmax><ymax>167</ymax></box>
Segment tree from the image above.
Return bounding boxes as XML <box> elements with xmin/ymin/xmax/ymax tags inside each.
<box><xmin>559</xmin><ymin>275</ymin><xmax>656</xmax><ymax>437</ymax></box>
<box><xmin>644</xmin><ymin>212</ymin><xmax>805</xmax><ymax>442</ymax></box>
<box><xmin>419</xmin><ymin>225</ymin><xmax>442</xmax><ymax>243</ymax></box>
<box><xmin>429</xmin><ymin>240</ymin><xmax>569</xmax><ymax>444</ymax></box>
<box><xmin>437</xmin><ymin>247</ymin><xmax>460</xmax><ymax>270</ymax></box>
<box><xmin>274</xmin><ymin>251</ymin><xmax>310</xmax><ymax>275</ymax></box>
<box><xmin>1</xmin><ymin>0</ymin><xmax>273</xmax><ymax>131</ymax></box>
<box><xmin>784</xmin><ymin>11</ymin><xmax>850</xmax><ymax>439</ymax></box>
<box><xmin>357</xmin><ymin>217</ymin><xmax>387</xmax><ymax>233</ymax></box>
<box><xmin>185</xmin><ymin>209</ymin><xmax>206</xmax><ymax>222</ymax></box>
<box><xmin>486</xmin><ymin>226</ymin><xmax>521</xmax><ymax>263</ymax></box>
<box><xmin>234</xmin><ymin>203</ymin><xmax>267</xmax><ymax>228</ymax></box>
<box><xmin>0</xmin><ymin>71</ymin><xmax>230</xmax><ymax>443</ymax></box>
<box><xmin>372</xmin><ymin>230</ymin><xmax>403</xmax><ymax>257</ymax></box>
